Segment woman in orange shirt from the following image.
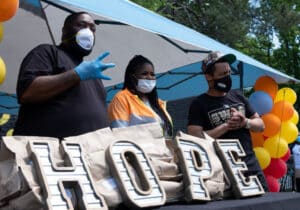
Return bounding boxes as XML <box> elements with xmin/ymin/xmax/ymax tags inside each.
<box><xmin>108</xmin><ymin>55</ymin><xmax>173</xmax><ymax>137</ymax></box>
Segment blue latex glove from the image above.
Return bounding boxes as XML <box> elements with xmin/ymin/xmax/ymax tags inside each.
<box><xmin>74</xmin><ymin>52</ymin><xmax>115</xmax><ymax>80</ymax></box>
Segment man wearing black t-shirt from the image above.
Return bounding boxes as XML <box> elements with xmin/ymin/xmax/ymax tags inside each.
<box><xmin>14</xmin><ymin>12</ymin><xmax>115</xmax><ymax>138</ymax></box>
<box><xmin>187</xmin><ymin>51</ymin><xmax>268</xmax><ymax>191</ymax></box>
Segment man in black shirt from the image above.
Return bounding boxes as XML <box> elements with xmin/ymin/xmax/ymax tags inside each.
<box><xmin>187</xmin><ymin>51</ymin><xmax>269</xmax><ymax>191</ymax></box>
<box><xmin>14</xmin><ymin>12</ymin><xmax>115</xmax><ymax>138</ymax></box>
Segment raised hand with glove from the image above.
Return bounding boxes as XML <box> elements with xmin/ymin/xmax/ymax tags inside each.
<box><xmin>74</xmin><ymin>51</ymin><xmax>115</xmax><ymax>80</ymax></box>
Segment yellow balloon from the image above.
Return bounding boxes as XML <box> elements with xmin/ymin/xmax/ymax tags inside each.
<box><xmin>6</xmin><ymin>128</ymin><xmax>14</xmax><ymax>136</ymax></box>
<box><xmin>291</xmin><ymin>109</ymin><xmax>299</xmax><ymax>125</ymax></box>
<box><xmin>254</xmin><ymin>147</ymin><xmax>271</xmax><ymax>170</ymax></box>
<box><xmin>0</xmin><ymin>23</ymin><xmax>3</xmax><ymax>42</ymax></box>
<box><xmin>278</xmin><ymin>121</ymin><xmax>299</xmax><ymax>144</ymax></box>
<box><xmin>274</xmin><ymin>87</ymin><xmax>297</xmax><ymax>104</ymax></box>
<box><xmin>0</xmin><ymin>113</ymin><xmax>10</xmax><ymax>125</ymax></box>
<box><xmin>0</xmin><ymin>56</ymin><xmax>6</xmax><ymax>84</ymax></box>
<box><xmin>264</xmin><ymin>135</ymin><xmax>288</xmax><ymax>158</ymax></box>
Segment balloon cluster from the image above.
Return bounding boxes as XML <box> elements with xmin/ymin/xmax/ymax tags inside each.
<box><xmin>0</xmin><ymin>0</ymin><xmax>19</xmax><ymax>85</ymax></box>
<box><xmin>250</xmin><ymin>76</ymin><xmax>298</xmax><ymax>192</ymax></box>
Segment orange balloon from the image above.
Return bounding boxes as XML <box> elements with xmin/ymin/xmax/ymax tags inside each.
<box><xmin>271</xmin><ymin>101</ymin><xmax>294</xmax><ymax>121</ymax></box>
<box><xmin>254</xmin><ymin>76</ymin><xmax>278</xmax><ymax>100</ymax></box>
<box><xmin>261</xmin><ymin>113</ymin><xmax>281</xmax><ymax>137</ymax></box>
<box><xmin>251</xmin><ymin>131</ymin><xmax>265</xmax><ymax>147</ymax></box>
<box><xmin>0</xmin><ymin>0</ymin><xmax>19</xmax><ymax>22</ymax></box>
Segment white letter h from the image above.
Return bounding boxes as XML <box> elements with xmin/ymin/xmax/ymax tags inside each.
<box><xmin>29</xmin><ymin>140</ymin><xmax>107</xmax><ymax>210</ymax></box>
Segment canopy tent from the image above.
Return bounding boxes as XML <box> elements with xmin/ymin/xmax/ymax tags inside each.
<box><xmin>0</xmin><ymin>0</ymin><xmax>299</xmax><ymax>114</ymax></box>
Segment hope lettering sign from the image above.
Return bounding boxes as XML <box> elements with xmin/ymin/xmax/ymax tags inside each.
<box><xmin>0</xmin><ymin>125</ymin><xmax>264</xmax><ymax>209</ymax></box>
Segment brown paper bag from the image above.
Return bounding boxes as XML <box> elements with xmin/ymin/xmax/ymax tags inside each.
<box><xmin>174</xmin><ymin>131</ymin><xmax>226</xmax><ymax>200</ymax></box>
<box><xmin>112</xmin><ymin>122</ymin><xmax>184</xmax><ymax>202</ymax></box>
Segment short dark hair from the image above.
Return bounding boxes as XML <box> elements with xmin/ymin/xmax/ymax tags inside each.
<box><xmin>61</xmin><ymin>12</ymin><xmax>92</xmax><ymax>41</ymax></box>
<box><xmin>63</xmin><ymin>12</ymin><xmax>89</xmax><ymax>28</ymax></box>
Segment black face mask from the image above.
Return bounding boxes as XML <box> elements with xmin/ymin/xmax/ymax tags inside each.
<box><xmin>213</xmin><ymin>75</ymin><xmax>232</xmax><ymax>92</ymax></box>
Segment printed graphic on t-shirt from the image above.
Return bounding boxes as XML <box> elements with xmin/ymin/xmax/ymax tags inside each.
<box><xmin>208</xmin><ymin>103</ymin><xmax>245</xmax><ymax>127</ymax></box>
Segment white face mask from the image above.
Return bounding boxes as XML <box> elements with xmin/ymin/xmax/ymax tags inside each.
<box><xmin>76</xmin><ymin>28</ymin><xmax>94</xmax><ymax>50</ymax></box>
<box><xmin>136</xmin><ymin>79</ymin><xmax>156</xmax><ymax>93</ymax></box>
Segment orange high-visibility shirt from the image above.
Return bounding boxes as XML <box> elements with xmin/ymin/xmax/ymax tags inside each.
<box><xmin>108</xmin><ymin>89</ymin><xmax>172</xmax><ymax>131</ymax></box>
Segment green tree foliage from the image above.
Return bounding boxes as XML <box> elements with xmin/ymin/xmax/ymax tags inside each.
<box><xmin>131</xmin><ymin>0</ymin><xmax>251</xmax><ymax>47</ymax></box>
<box><xmin>250</xmin><ymin>0</ymin><xmax>300</xmax><ymax>77</ymax></box>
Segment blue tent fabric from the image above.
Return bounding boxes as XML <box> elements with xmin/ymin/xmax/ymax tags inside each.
<box><xmin>0</xmin><ymin>93</ymin><xmax>19</xmax><ymax>115</ymax></box>
<box><xmin>20</xmin><ymin>0</ymin><xmax>44</xmax><ymax>17</ymax></box>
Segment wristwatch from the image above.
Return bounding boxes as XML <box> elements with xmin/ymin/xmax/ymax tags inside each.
<box><xmin>245</xmin><ymin>118</ymin><xmax>251</xmax><ymax>129</ymax></box>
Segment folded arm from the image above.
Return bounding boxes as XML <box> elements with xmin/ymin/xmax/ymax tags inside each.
<box><xmin>20</xmin><ymin>69</ymin><xmax>80</xmax><ymax>104</ymax></box>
